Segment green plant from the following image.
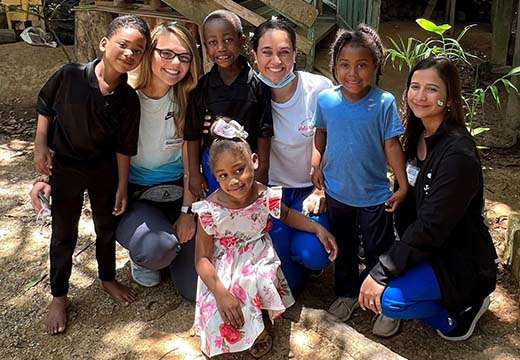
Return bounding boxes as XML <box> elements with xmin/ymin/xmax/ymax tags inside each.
<box><xmin>386</xmin><ymin>18</ymin><xmax>520</xmax><ymax>138</ymax></box>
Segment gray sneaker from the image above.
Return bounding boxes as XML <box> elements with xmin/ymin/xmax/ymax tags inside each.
<box><xmin>130</xmin><ymin>258</ymin><xmax>161</xmax><ymax>287</ymax></box>
<box><xmin>328</xmin><ymin>296</ymin><xmax>360</xmax><ymax>321</ymax></box>
<box><xmin>372</xmin><ymin>314</ymin><xmax>401</xmax><ymax>338</ymax></box>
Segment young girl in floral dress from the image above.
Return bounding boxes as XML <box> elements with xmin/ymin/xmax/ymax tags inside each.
<box><xmin>192</xmin><ymin>119</ymin><xmax>337</xmax><ymax>358</ymax></box>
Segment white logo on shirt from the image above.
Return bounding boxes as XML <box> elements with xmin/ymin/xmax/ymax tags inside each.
<box><xmin>298</xmin><ymin>118</ymin><xmax>314</xmax><ymax>137</ymax></box>
<box><xmin>367</xmin><ymin>98</ymin><xmax>376</xmax><ymax>111</ymax></box>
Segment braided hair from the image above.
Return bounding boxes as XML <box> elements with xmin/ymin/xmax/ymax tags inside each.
<box><xmin>329</xmin><ymin>24</ymin><xmax>385</xmax><ymax>84</ymax></box>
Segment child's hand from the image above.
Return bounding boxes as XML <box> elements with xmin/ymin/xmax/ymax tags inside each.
<box><xmin>302</xmin><ymin>188</ymin><xmax>326</xmax><ymax>215</ymax></box>
<box><xmin>189</xmin><ymin>172</ymin><xmax>208</xmax><ymax>199</ymax></box>
<box><xmin>173</xmin><ymin>213</ymin><xmax>196</xmax><ymax>243</ymax></box>
<box><xmin>384</xmin><ymin>187</ymin><xmax>408</xmax><ymax>213</ymax></box>
<box><xmin>34</xmin><ymin>144</ymin><xmax>53</xmax><ymax>176</ymax></box>
<box><xmin>202</xmin><ymin>114</ymin><xmax>212</xmax><ymax>135</ymax></box>
<box><xmin>113</xmin><ymin>188</ymin><xmax>128</xmax><ymax>216</ymax></box>
<box><xmin>311</xmin><ymin>166</ymin><xmax>325</xmax><ymax>190</ymax></box>
<box><xmin>316</xmin><ymin>226</ymin><xmax>338</xmax><ymax>261</ymax></box>
<box><xmin>30</xmin><ymin>181</ymin><xmax>51</xmax><ymax>211</ymax></box>
<box><xmin>216</xmin><ymin>290</ymin><xmax>244</xmax><ymax>328</ymax></box>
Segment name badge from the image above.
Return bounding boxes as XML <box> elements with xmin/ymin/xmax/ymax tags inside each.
<box><xmin>163</xmin><ymin>137</ymin><xmax>182</xmax><ymax>151</ymax></box>
<box><xmin>406</xmin><ymin>163</ymin><xmax>420</xmax><ymax>187</ymax></box>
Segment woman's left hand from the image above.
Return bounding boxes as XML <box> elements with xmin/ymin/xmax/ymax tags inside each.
<box><xmin>173</xmin><ymin>213</ymin><xmax>196</xmax><ymax>243</ymax></box>
<box><xmin>359</xmin><ymin>274</ymin><xmax>385</xmax><ymax>314</ymax></box>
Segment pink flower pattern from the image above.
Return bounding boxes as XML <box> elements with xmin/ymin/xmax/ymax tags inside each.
<box><xmin>191</xmin><ymin>187</ymin><xmax>294</xmax><ymax>358</ymax></box>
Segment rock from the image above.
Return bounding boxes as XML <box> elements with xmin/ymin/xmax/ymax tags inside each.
<box><xmin>298</xmin><ymin>307</ymin><xmax>405</xmax><ymax>360</ymax></box>
<box><xmin>507</xmin><ymin>212</ymin><xmax>520</xmax><ymax>284</ymax></box>
<box><xmin>0</xmin><ymin>29</ymin><xmax>16</xmax><ymax>44</ymax></box>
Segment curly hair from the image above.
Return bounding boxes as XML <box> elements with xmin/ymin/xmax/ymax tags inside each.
<box><xmin>329</xmin><ymin>24</ymin><xmax>384</xmax><ymax>84</ymax></box>
<box><xmin>106</xmin><ymin>15</ymin><xmax>150</xmax><ymax>44</ymax></box>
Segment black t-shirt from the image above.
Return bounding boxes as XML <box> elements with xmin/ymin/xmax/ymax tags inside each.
<box><xmin>184</xmin><ymin>55</ymin><xmax>273</xmax><ymax>151</ymax></box>
<box><xmin>37</xmin><ymin>60</ymin><xmax>140</xmax><ymax>162</ymax></box>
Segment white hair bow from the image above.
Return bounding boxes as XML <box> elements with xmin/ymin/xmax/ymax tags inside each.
<box><xmin>211</xmin><ymin>118</ymin><xmax>248</xmax><ymax>140</ymax></box>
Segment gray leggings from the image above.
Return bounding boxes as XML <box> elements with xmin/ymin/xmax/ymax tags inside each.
<box><xmin>116</xmin><ymin>201</ymin><xmax>197</xmax><ymax>301</ymax></box>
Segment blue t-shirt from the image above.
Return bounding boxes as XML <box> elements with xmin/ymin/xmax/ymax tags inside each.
<box><xmin>313</xmin><ymin>86</ymin><xmax>403</xmax><ymax>207</ymax></box>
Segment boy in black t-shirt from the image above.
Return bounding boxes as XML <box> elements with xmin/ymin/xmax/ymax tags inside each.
<box><xmin>34</xmin><ymin>15</ymin><xmax>150</xmax><ymax>335</ymax></box>
<box><xmin>184</xmin><ymin>10</ymin><xmax>273</xmax><ymax>198</ymax></box>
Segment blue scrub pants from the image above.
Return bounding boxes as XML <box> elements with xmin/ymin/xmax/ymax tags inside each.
<box><xmin>202</xmin><ymin>147</ymin><xmax>219</xmax><ymax>194</ymax></box>
<box><xmin>381</xmin><ymin>261</ymin><xmax>456</xmax><ymax>333</ymax></box>
<box><xmin>269</xmin><ymin>186</ymin><xmax>331</xmax><ymax>291</ymax></box>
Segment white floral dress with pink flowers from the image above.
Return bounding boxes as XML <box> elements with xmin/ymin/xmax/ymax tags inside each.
<box><xmin>192</xmin><ymin>186</ymin><xmax>294</xmax><ymax>358</ymax></box>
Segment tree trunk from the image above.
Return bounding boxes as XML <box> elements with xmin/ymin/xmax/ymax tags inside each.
<box><xmin>506</xmin><ymin>1</ymin><xmax>520</xmax><ymax>143</ymax></box>
<box><xmin>491</xmin><ymin>0</ymin><xmax>515</xmax><ymax>66</ymax></box>
<box><xmin>74</xmin><ymin>10</ymin><xmax>114</xmax><ymax>63</ymax></box>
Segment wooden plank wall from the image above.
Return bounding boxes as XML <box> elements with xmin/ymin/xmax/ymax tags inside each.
<box><xmin>161</xmin><ymin>0</ymin><xmax>314</xmax><ymax>54</ymax></box>
<box><xmin>336</xmin><ymin>0</ymin><xmax>380</xmax><ymax>30</ymax></box>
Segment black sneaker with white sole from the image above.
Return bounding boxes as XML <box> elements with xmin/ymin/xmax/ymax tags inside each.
<box><xmin>437</xmin><ymin>296</ymin><xmax>490</xmax><ymax>341</ymax></box>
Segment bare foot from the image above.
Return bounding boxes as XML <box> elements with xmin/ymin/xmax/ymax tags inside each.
<box><xmin>47</xmin><ymin>296</ymin><xmax>68</xmax><ymax>335</ymax></box>
<box><xmin>101</xmin><ymin>280</ymin><xmax>136</xmax><ymax>306</ymax></box>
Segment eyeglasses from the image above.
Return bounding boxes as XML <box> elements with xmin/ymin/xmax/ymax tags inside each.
<box><xmin>154</xmin><ymin>48</ymin><xmax>192</xmax><ymax>63</ymax></box>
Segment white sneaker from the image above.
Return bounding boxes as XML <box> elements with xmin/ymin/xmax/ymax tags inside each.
<box><xmin>372</xmin><ymin>314</ymin><xmax>401</xmax><ymax>338</ymax></box>
<box><xmin>130</xmin><ymin>258</ymin><xmax>160</xmax><ymax>287</ymax></box>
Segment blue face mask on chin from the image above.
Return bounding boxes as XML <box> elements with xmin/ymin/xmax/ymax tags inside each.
<box><xmin>256</xmin><ymin>70</ymin><xmax>296</xmax><ymax>89</ymax></box>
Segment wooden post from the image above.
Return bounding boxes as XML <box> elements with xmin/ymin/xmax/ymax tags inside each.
<box><xmin>491</xmin><ymin>0</ymin><xmax>515</xmax><ymax>66</ymax></box>
<box><xmin>74</xmin><ymin>10</ymin><xmax>113</xmax><ymax>63</ymax></box>
<box><xmin>506</xmin><ymin>0</ymin><xmax>520</xmax><ymax>143</ymax></box>
<box><xmin>444</xmin><ymin>0</ymin><xmax>456</xmax><ymax>36</ymax></box>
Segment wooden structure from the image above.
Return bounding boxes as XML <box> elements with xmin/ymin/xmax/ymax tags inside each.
<box><xmin>1</xmin><ymin>0</ymin><xmax>43</xmax><ymax>31</ymax></box>
<box><xmin>422</xmin><ymin>0</ymin><xmax>457</xmax><ymax>34</ymax></box>
<box><xmin>73</xmin><ymin>0</ymin><xmax>386</xmax><ymax>72</ymax></box>
<box><xmin>335</xmin><ymin>0</ymin><xmax>381</xmax><ymax>30</ymax></box>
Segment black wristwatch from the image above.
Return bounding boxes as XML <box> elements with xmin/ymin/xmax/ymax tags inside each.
<box><xmin>181</xmin><ymin>205</ymin><xmax>193</xmax><ymax>215</ymax></box>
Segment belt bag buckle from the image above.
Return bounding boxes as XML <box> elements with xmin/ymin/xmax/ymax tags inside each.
<box><xmin>138</xmin><ymin>184</ymin><xmax>183</xmax><ymax>202</ymax></box>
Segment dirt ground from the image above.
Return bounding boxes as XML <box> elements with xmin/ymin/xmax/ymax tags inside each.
<box><xmin>1</xmin><ymin>20</ymin><xmax>519</xmax><ymax>360</ymax></box>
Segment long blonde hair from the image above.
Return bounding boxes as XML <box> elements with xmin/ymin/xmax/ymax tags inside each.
<box><xmin>132</xmin><ymin>21</ymin><xmax>201</xmax><ymax>137</ymax></box>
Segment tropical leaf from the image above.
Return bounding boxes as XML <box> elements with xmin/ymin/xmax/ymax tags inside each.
<box><xmin>470</xmin><ymin>127</ymin><xmax>490</xmax><ymax>136</ymax></box>
<box><xmin>416</xmin><ymin>18</ymin><xmax>451</xmax><ymax>35</ymax></box>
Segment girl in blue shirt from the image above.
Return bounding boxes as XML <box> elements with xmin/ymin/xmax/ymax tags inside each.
<box><xmin>312</xmin><ymin>24</ymin><xmax>409</xmax><ymax>337</ymax></box>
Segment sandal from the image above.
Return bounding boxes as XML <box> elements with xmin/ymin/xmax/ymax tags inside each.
<box><xmin>249</xmin><ymin>330</ymin><xmax>273</xmax><ymax>358</ymax></box>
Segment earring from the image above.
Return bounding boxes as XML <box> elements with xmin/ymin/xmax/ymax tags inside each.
<box><xmin>437</xmin><ymin>99</ymin><xmax>444</xmax><ymax>107</ymax></box>
<box><xmin>447</xmin><ymin>105</ymin><xmax>451</xmax><ymax>112</ymax></box>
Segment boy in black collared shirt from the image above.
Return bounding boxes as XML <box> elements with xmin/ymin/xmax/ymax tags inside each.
<box><xmin>34</xmin><ymin>15</ymin><xmax>150</xmax><ymax>335</ymax></box>
<box><xmin>184</xmin><ymin>10</ymin><xmax>273</xmax><ymax>198</ymax></box>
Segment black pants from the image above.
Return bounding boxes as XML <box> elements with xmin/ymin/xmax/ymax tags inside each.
<box><xmin>49</xmin><ymin>156</ymin><xmax>118</xmax><ymax>297</ymax></box>
<box><xmin>326</xmin><ymin>194</ymin><xmax>396</xmax><ymax>298</ymax></box>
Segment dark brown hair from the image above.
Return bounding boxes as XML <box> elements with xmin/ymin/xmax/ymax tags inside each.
<box><xmin>251</xmin><ymin>18</ymin><xmax>296</xmax><ymax>52</ymax></box>
<box><xmin>401</xmin><ymin>56</ymin><xmax>466</xmax><ymax>158</ymax></box>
